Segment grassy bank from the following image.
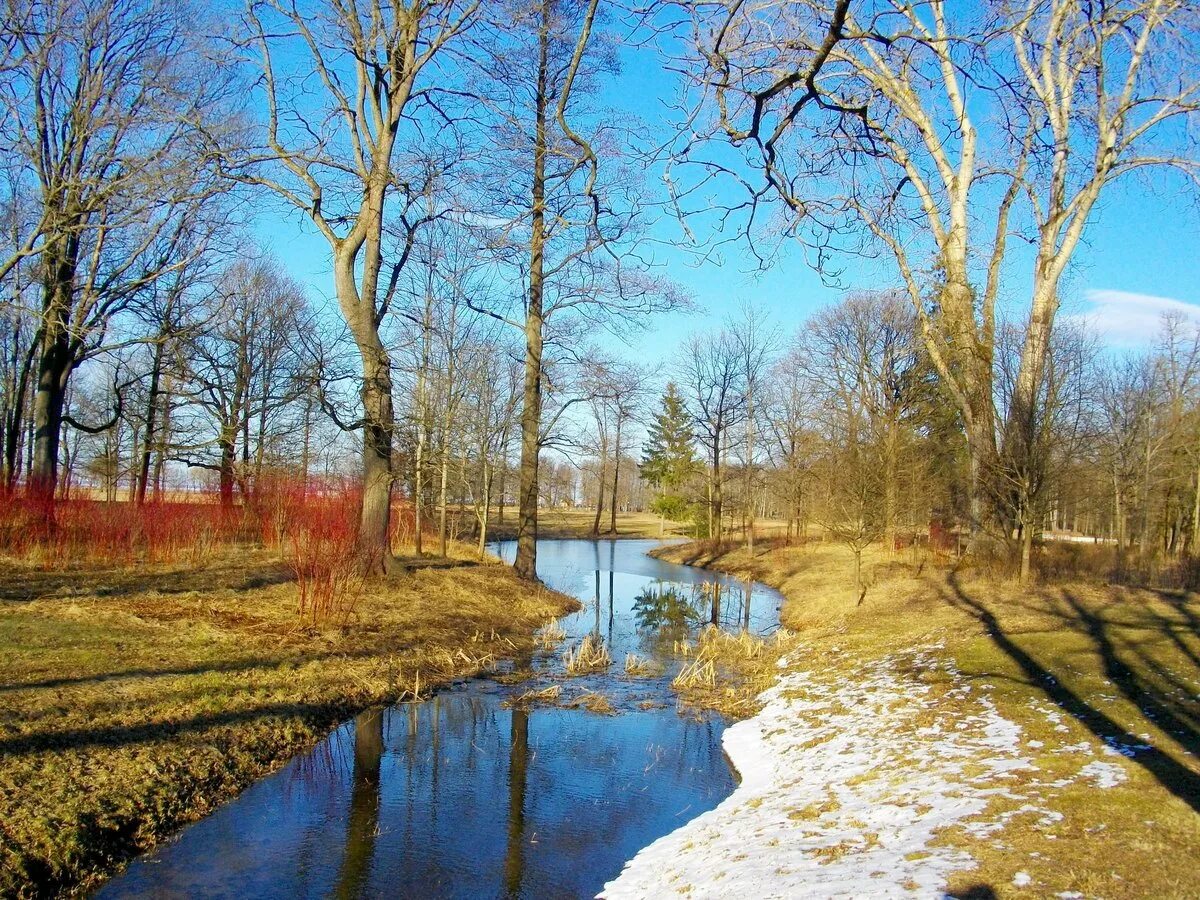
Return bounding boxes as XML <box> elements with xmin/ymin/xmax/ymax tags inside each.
<box><xmin>0</xmin><ymin>550</ymin><xmax>576</xmax><ymax>897</ymax></box>
<box><xmin>651</xmin><ymin>539</ymin><xmax>1200</xmax><ymax>898</ymax></box>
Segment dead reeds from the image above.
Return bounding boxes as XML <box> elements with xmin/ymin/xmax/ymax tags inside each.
<box><xmin>563</xmin><ymin>633</ymin><xmax>612</xmax><ymax>674</ymax></box>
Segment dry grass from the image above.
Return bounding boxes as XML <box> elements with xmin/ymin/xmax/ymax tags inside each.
<box><xmin>565</xmin><ymin>690</ymin><xmax>617</xmax><ymax>714</ymax></box>
<box><xmin>653</xmin><ymin>538</ymin><xmax>1200</xmax><ymax>898</ymax></box>
<box><xmin>623</xmin><ymin>652</ymin><xmax>661</xmax><ymax>677</ymax></box>
<box><xmin>536</xmin><ymin>619</ymin><xmax>567</xmax><ymax>650</ymax></box>
<box><xmin>670</xmin><ymin>625</ymin><xmax>801</xmax><ymax>717</ymax></box>
<box><xmin>489</xmin><ymin>508</ymin><xmax>687</xmax><ymax>540</ymax></box>
<box><xmin>0</xmin><ymin>548</ymin><xmax>577</xmax><ymax>898</ymax></box>
<box><xmin>562</xmin><ymin>632</ymin><xmax>612</xmax><ymax>674</ymax></box>
<box><xmin>504</xmin><ymin>685</ymin><xmax>562</xmax><ymax>708</ymax></box>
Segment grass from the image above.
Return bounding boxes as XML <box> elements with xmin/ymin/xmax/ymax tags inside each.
<box><xmin>651</xmin><ymin>537</ymin><xmax>1200</xmax><ymax>898</ymax></box>
<box><xmin>670</xmin><ymin>625</ymin><xmax>801</xmax><ymax>717</ymax></box>
<box><xmin>488</xmin><ymin>508</ymin><xmax>687</xmax><ymax>540</ymax></box>
<box><xmin>562</xmin><ymin>632</ymin><xmax>612</xmax><ymax>674</ymax></box>
<box><xmin>623</xmin><ymin>652</ymin><xmax>661</xmax><ymax>677</ymax></box>
<box><xmin>0</xmin><ymin>547</ymin><xmax>577</xmax><ymax>898</ymax></box>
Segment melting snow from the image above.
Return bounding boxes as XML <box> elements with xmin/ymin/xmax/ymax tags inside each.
<box><xmin>1078</xmin><ymin>761</ymin><xmax>1128</xmax><ymax>788</ymax></box>
<box><xmin>602</xmin><ymin>651</ymin><xmax>1033</xmax><ymax>899</ymax></box>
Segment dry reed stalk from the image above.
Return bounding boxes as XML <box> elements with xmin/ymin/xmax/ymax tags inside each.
<box><xmin>563</xmin><ymin>633</ymin><xmax>612</xmax><ymax>674</ymax></box>
<box><xmin>537</xmin><ymin>620</ymin><xmax>567</xmax><ymax>649</ymax></box>
<box><xmin>672</xmin><ymin>657</ymin><xmax>717</xmax><ymax>690</ymax></box>
<box><xmin>504</xmin><ymin>685</ymin><xmax>563</xmax><ymax>708</ymax></box>
<box><xmin>623</xmin><ymin>653</ymin><xmax>660</xmax><ymax>677</ymax></box>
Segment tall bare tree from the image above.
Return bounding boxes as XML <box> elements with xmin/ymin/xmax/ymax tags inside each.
<box><xmin>468</xmin><ymin>0</ymin><xmax>683</xmax><ymax>578</ymax></box>
<box><xmin>2</xmin><ymin>0</ymin><xmax>234</xmax><ymax>501</ymax></box>
<box><xmin>238</xmin><ymin>0</ymin><xmax>479</xmax><ymax>573</ymax></box>
<box><xmin>682</xmin><ymin>0</ymin><xmax>1199</xmax><ymax>554</ymax></box>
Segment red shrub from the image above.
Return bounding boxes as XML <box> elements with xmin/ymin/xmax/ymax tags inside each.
<box><xmin>281</xmin><ymin>483</ymin><xmax>362</xmax><ymax>622</ymax></box>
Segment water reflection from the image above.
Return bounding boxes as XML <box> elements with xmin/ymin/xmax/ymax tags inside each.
<box><xmin>98</xmin><ymin>540</ymin><xmax>782</xmax><ymax>900</ymax></box>
<box><xmin>504</xmin><ymin>707</ymin><xmax>529</xmax><ymax>898</ymax></box>
<box><xmin>334</xmin><ymin>710</ymin><xmax>383</xmax><ymax>899</ymax></box>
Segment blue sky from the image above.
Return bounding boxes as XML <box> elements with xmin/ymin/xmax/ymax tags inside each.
<box><xmin>255</xmin><ymin>38</ymin><xmax>1200</xmax><ymax>366</ymax></box>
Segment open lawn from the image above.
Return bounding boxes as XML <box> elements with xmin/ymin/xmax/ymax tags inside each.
<box><xmin>0</xmin><ymin>549</ymin><xmax>576</xmax><ymax>897</ymax></box>
<box><xmin>488</xmin><ymin>508</ymin><xmax>689</xmax><ymax>540</ymax></box>
<box><xmin>651</xmin><ymin>539</ymin><xmax>1200</xmax><ymax>898</ymax></box>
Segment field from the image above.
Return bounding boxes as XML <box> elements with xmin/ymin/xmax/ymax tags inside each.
<box><xmin>487</xmin><ymin>508</ymin><xmax>690</xmax><ymax>540</ymax></box>
<box><xmin>650</xmin><ymin>538</ymin><xmax>1200</xmax><ymax>898</ymax></box>
<box><xmin>0</xmin><ymin>545</ymin><xmax>576</xmax><ymax>897</ymax></box>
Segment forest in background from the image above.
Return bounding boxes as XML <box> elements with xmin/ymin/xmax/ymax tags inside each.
<box><xmin>1</xmin><ymin>0</ymin><xmax>1198</xmax><ymax>591</ymax></box>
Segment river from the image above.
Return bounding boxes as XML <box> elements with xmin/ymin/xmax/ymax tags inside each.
<box><xmin>97</xmin><ymin>538</ymin><xmax>783</xmax><ymax>899</ymax></box>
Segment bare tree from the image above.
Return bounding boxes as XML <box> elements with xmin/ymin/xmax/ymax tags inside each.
<box><xmin>682</xmin><ymin>0</ymin><xmax>1200</xmax><ymax>552</ymax></box>
<box><xmin>465</xmin><ymin>0</ymin><xmax>685</xmax><ymax>579</ymax></box>
<box><xmin>175</xmin><ymin>258</ymin><xmax>308</xmax><ymax>505</ymax></box>
<box><xmin>237</xmin><ymin>0</ymin><xmax>479</xmax><ymax>573</ymax></box>
<box><xmin>2</xmin><ymin>0</ymin><xmax>234</xmax><ymax>501</ymax></box>
<box><xmin>681</xmin><ymin>328</ymin><xmax>744</xmax><ymax>539</ymax></box>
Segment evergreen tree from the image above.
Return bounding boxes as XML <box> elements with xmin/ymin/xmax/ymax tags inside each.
<box><xmin>641</xmin><ymin>384</ymin><xmax>698</xmax><ymax>522</ymax></box>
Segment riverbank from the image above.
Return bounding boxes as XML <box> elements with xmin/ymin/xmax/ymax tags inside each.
<box><xmin>0</xmin><ymin>549</ymin><xmax>577</xmax><ymax>897</ymax></box>
<box><xmin>607</xmin><ymin>539</ymin><xmax>1200</xmax><ymax>898</ymax></box>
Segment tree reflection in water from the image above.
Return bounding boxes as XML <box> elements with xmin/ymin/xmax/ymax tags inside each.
<box><xmin>631</xmin><ymin>584</ymin><xmax>705</xmax><ymax>632</ymax></box>
<box><xmin>503</xmin><ymin>706</ymin><xmax>529</xmax><ymax>897</ymax></box>
<box><xmin>334</xmin><ymin>708</ymin><xmax>383</xmax><ymax>899</ymax></box>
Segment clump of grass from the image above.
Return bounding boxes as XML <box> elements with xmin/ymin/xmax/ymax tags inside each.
<box><xmin>504</xmin><ymin>685</ymin><xmax>562</xmax><ymax>708</ymax></box>
<box><xmin>537</xmin><ymin>619</ymin><xmax>567</xmax><ymax>650</ymax></box>
<box><xmin>563</xmin><ymin>633</ymin><xmax>611</xmax><ymax>674</ymax></box>
<box><xmin>673</xmin><ymin>657</ymin><xmax>717</xmax><ymax>689</ymax></box>
<box><xmin>624</xmin><ymin>652</ymin><xmax>661</xmax><ymax>677</ymax></box>
<box><xmin>671</xmin><ymin>625</ymin><xmax>802</xmax><ymax>716</ymax></box>
<box><xmin>429</xmin><ymin>646</ymin><xmax>497</xmax><ymax>678</ymax></box>
<box><xmin>566</xmin><ymin>690</ymin><xmax>616</xmax><ymax>714</ymax></box>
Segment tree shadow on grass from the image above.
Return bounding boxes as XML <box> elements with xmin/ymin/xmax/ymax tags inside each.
<box><xmin>0</xmin><ymin>698</ymin><xmax>347</xmax><ymax>756</ymax></box>
<box><xmin>940</xmin><ymin>572</ymin><xmax>1200</xmax><ymax>814</ymax></box>
<box><xmin>0</xmin><ymin>558</ymin><xmax>291</xmax><ymax>602</ymax></box>
<box><xmin>0</xmin><ymin>646</ymin><xmax>389</xmax><ymax>695</ymax></box>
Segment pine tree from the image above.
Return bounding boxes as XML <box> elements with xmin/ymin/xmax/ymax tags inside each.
<box><xmin>641</xmin><ymin>383</ymin><xmax>698</xmax><ymax>522</ymax></box>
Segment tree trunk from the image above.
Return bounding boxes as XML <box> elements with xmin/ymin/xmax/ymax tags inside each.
<box><xmin>4</xmin><ymin>337</ymin><xmax>36</xmax><ymax>491</ymax></box>
<box><xmin>591</xmin><ymin>447</ymin><xmax>605</xmax><ymax>537</ymax></box>
<box><xmin>358</xmin><ymin>341</ymin><xmax>395</xmax><ymax>575</ymax></box>
<box><xmin>136</xmin><ymin>341</ymin><xmax>165</xmax><ymax>505</ymax></box>
<box><xmin>713</xmin><ymin>442</ymin><xmax>723</xmax><ymax>539</ymax></box>
<box><xmin>608</xmin><ymin>415</ymin><xmax>621</xmax><ymax>535</ymax></box>
<box><xmin>438</xmin><ymin>433</ymin><xmax>451</xmax><ymax>557</ymax></box>
<box><xmin>152</xmin><ymin>372</ymin><xmax>173</xmax><ymax>501</ymax></box>
<box><xmin>29</xmin><ymin>221</ymin><xmax>80</xmax><ymax>503</ymax></box>
<box><xmin>477</xmin><ymin>460</ymin><xmax>491</xmax><ymax>558</ymax></box>
<box><xmin>333</xmin><ymin>242</ymin><xmax>395</xmax><ymax>576</ymax></box>
<box><xmin>1019</xmin><ymin>518</ymin><xmax>1032</xmax><ymax>583</ymax></box>
<box><xmin>30</xmin><ymin>353</ymin><xmax>68</xmax><ymax>502</ymax></box>
<box><xmin>745</xmin><ymin>401</ymin><xmax>755</xmax><ymax>553</ymax></box>
<box><xmin>513</xmin><ymin>5</ymin><xmax>550</xmax><ymax>582</ymax></box>
<box><xmin>218</xmin><ymin>430</ymin><xmax>236</xmax><ymax>508</ymax></box>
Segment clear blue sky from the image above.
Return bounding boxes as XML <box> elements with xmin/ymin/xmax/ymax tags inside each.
<box><xmin>255</xmin><ymin>38</ymin><xmax>1200</xmax><ymax>364</ymax></box>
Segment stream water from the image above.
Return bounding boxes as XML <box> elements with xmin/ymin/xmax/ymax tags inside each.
<box><xmin>97</xmin><ymin>539</ymin><xmax>784</xmax><ymax>899</ymax></box>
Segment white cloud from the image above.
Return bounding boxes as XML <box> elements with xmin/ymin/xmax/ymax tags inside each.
<box><xmin>1073</xmin><ymin>289</ymin><xmax>1200</xmax><ymax>346</ymax></box>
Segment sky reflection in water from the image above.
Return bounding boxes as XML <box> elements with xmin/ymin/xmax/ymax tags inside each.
<box><xmin>99</xmin><ymin>540</ymin><xmax>783</xmax><ymax>899</ymax></box>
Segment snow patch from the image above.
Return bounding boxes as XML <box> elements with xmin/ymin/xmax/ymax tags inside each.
<box><xmin>602</xmin><ymin>652</ymin><xmax>1031</xmax><ymax>899</ymax></box>
<box><xmin>1078</xmin><ymin>761</ymin><xmax>1128</xmax><ymax>788</ymax></box>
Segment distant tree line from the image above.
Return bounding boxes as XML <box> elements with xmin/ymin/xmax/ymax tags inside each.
<box><xmin>1</xmin><ymin>0</ymin><xmax>1197</xmax><ymax>584</ymax></box>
